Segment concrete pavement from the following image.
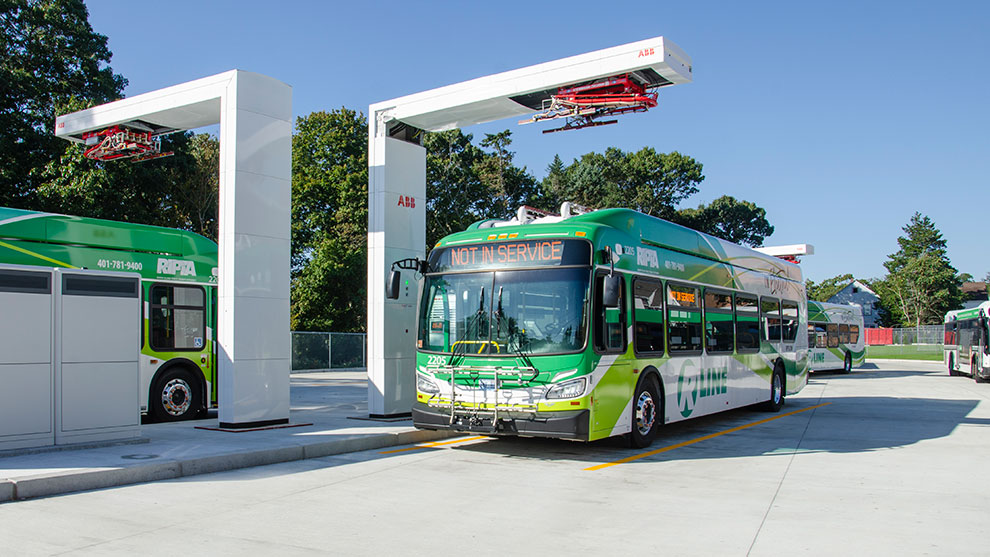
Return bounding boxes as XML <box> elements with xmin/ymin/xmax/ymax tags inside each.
<box><xmin>0</xmin><ymin>372</ymin><xmax>453</xmax><ymax>502</ymax></box>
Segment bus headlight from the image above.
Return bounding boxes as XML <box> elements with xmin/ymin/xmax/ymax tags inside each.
<box><xmin>417</xmin><ymin>374</ymin><xmax>440</xmax><ymax>395</ymax></box>
<box><xmin>546</xmin><ymin>377</ymin><xmax>586</xmax><ymax>399</ymax></box>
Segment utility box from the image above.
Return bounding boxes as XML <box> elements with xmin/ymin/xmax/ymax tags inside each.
<box><xmin>0</xmin><ymin>265</ymin><xmax>55</xmax><ymax>451</ymax></box>
<box><xmin>54</xmin><ymin>269</ymin><xmax>141</xmax><ymax>445</ymax></box>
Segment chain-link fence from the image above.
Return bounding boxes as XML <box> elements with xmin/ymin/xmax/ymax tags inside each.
<box><xmin>866</xmin><ymin>325</ymin><xmax>944</xmax><ymax>345</ymax></box>
<box><xmin>291</xmin><ymin>332</ymin><xmax>367</xmax><ymax>372</ymax></box>
<box><xmin>864</xmin><ymin>325</ymin><xmax>944</xmax><ymax>360</ymax></box>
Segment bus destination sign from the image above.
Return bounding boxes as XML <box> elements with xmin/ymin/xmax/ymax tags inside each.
<box><xmin>429</xmin><ymin>239</ymin><xmax>590</xmax><ymax>272</ymax></box>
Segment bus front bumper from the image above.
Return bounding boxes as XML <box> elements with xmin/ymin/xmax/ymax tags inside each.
<box><xmin>412</xmin><ymin>402</ymin><xmax>589</xmax><ymax>441</ymax></box>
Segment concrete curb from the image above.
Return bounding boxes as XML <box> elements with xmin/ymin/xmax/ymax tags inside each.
<box><xmin>1</xmin><ymin>429</ymin><xmax>458</xmax><ymax>503</ymax></box>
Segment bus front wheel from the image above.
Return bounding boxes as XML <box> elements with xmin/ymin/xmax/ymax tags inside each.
<box><xmin>151</xmin><ymin>367</ymin><xmax>202</xmax><ymax>422</ymax></box>
<box><xmin>628</xmin><ymin>375</ymin><xmax>661</xmax><ymax>449</ymax></box>
<box><xmin>842</xmin><ymin>352</ymin><xmax>852</xmax><ymax>374</ymax></box>
<box><xmin>764</xmin><ymin>364</ymin><xmax>785</xmax><ymax>413</ymax></box>
<box><xmin>948</xmin><ymin>354</ymin><xmax>957</xmax><ymax>376</ymax></box>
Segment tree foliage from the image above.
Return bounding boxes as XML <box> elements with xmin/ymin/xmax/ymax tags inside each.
<box><xmin>423</xmin><ymin>129</ymin><xmax>540</xmax><ymax>248</ymax></box>
<box><xmin>539</xmin><ymin>149</ymin><xmax>773</xmax><ymax>246</ymax></box>
<box><xmin>541</xmin><ymin>147</ymin><xmax>703</xmax><ymax>219</ymax></box>
<box><xmin>290</xmin><ymin>109</ymin><xmax>367</xmax><ymax>332</ymax></box>
<box><xmin>874</xmin><ymin>213</ymin><xmax>962</xmax><ymax>327</ymax></box>
<box><xmin>675</xmin><ymin>195</ymin><xmax>774</xmax><ymax>247</ymax></box>
<box><xmin>1</xmin><ymin>0</ymin><xmax>126</xmax><ymax>206</ymax></box>
<box><xmin>805</xmin><ymin>273</ymin><xmax>854</xmax><ymax>302</ymax></box>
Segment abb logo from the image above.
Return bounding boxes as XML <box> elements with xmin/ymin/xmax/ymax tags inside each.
<box><xmin>397</xmin><ymin>195</ymin><xmax>416</xmax><ymax>208</ymax></box>
<box><xmin>638</xmin><ymin>47</ymin><xmax>655</xmax><ymax>58</ymax></box>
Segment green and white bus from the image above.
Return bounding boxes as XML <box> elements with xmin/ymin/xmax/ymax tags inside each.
<box><xmin>806</xmin><ymin>301</ymin><xmax>865</xmax><ymax>374</ymax></box>
<box><xmin>390</xmin><ymin>205</ymin><xmax>809</xmax><ymax>448</ymax></box>
<box><xmin>0</xmin><ymin>206</ymin><xmax>218</xmax><ymax>421</ymax></box>
<box><xmin>944</xmin><ymin>302</ymin><xmax>990</xmax><ymax>383</ymax></box>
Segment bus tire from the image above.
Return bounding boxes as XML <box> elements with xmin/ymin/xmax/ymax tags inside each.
<box><xmin>628</xmin><ymin>374</ymin><xmax>661</xmax><ymax>449</ymax></box>
<box><xmin>842</xmin><ymin>352</ymin><xmax>852</xmax><ymax>374</ymax></box>
<box><xmin>976</xmin><ymin>359</ymin><xmax>988</xmax><ymax>384</ymax></box>
<box><xmin>150</xmin><ymin>366</ymin><xmax>202</xmax><ymax>422</ymax></box>
<box><xmin>764</xmin><ymin>363</ymin><xmax>785</xmax><ymax>413</ymax></box>
<box><xmin>948</xmin><ymin>354</ymin><xmax>957</xmax><ymax>376</ymax></box>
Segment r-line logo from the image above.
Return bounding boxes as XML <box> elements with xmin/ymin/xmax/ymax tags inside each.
<box><xmin>677</xmin><ymin>361</ymin><xmax>728</xmax><ymax>418</ymax></box>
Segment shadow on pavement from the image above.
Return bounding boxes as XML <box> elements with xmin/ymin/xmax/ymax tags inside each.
<box><xmin>179</xmin><ymin>392</ymin><xmax>984</xmax><ymax>483</ymax></box>
<box><xmin>403</xmin><ymin>395</ymin><xmax>983</xmax><ymax>467</ymax></box>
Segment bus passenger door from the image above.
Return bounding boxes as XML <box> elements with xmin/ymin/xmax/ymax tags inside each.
<box><xmin>591</xmin><ymin>272</ymin><xmax>630</xmax><ymax>435</ymax></box>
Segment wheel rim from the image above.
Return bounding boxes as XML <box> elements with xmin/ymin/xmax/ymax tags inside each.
<box><xmin>161</xmin><ymin>378</ymin><xmax>192</xmax><ymax>416</ymax></box>
<box><xmin>772</xmin><ymin>373</ymin><xmax>783</xmax><ymax>405</ymax></box>
<box><xmin>635</xmin><ymin>390</ymin><xmax>656</xmax><ymax>436</ymax></box>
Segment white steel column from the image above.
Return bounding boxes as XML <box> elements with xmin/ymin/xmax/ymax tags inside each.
<box><xmin>217</xmin><ymin>72</ymin><xmax>292</xmax><ymax>427</ymax></box>
<box><xmin>367</xmin><ymin>130</ymin><xmax>425</xmax><ymax>416</ymax></box>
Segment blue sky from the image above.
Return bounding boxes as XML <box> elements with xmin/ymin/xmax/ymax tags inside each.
<box><xmin>86</xmin><ymin>0</ymin><xmax>989</xmax><ymax>283</ymax></box>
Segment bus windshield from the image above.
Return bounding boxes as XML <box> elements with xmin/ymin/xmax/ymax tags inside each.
<box><xmin>418</xmin><ymin>267</ymin><xmax>590</xmax><ymax>356</ymax></box>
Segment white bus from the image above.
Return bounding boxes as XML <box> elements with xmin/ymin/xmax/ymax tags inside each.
<box><xmin>807</xmin><ymin>301</ymin><xmax>865</xmax><ymax>373</ymax></box>
<box><xmin>944</xmin><ymin>302</ymin><xmax>990</xmax><ymax>383</ymax></box>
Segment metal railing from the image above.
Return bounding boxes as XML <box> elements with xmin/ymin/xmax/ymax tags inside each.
<box><xmin>291</xmin><ymin>332</ymin><xmax>367</xmax><ymax>372</ymax></box>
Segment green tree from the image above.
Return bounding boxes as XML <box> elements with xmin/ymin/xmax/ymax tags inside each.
<box><xmin>805</xmin><ymin>273</ymin><xmax>854</xmax><ymax>302</ymax></box>
<box><xmin>423</xmin><ymin>129</ymin><xmax>542</xmax><ymax>248</ymax></box>
<box><xmin>475</xmin><ymin>130</ymin><xmax>540</xmax><ymax>221</ymax></box>
<box><xmin>423</xmin><ymin>129</ymin><xmax>488</xmax><ymax>248</ymax></box>
<box><xmin>290</xmin><ymin>109</ymin><xmax>368</xmax><ymax>332</ymax></box>
<box><xmin>675</xmin><ymin>195</ymin><xmax>774</xmax><ymax>247</ymax></box>
<box><xmin>544</xmin><ymin>147</ymin><xmax>703</xmax><ymax>218</ymax></box>
<box><xmin>171</xmin><ymin>133</ymin><xmax>219</xmax><ymax>240</ymax></box>
<box><xmin>874</xmin><ymin>213</ymin><xmax>962</xmax><ymax>327</ymax></box>
<box><xmin>1</xmin><ymin>0</ymin><xmax>126</xmax><ymax>207</ymax></box>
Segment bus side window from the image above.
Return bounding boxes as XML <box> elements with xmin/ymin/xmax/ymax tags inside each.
<box><xmin>781</xmin><ymin>300</ymin><xmax>799</xmax><ymax>343</ymax></box>
<box><xmin>735</xmin><ymin>295</ymin><xmax>760</xmax><ymax>353</ymax></box>
<box><xmin>667</xmin><ymin>283</ymin><xmax>702</xmax><ymax>354</ymax></box>
<box><xmin>761</xmin><ymin>297</ymin><xmax>781</xmax><ymax>343</ymax></box>
<box><xmin>849</xmin><ymin>325</ymin><xmax>860</xmax><ymax>344</ymax></box>
<box><xmin>632</xmin><ymin>278</ymin><xmax>664</xmax><ymax>355</ymax></box>
<box><xmin>839</xmin><ymin>324</ymin><xmax>850</xmax><ymax>344</ymax></box>
<box><xmin>703</xmin><ymin>289</ymin><xmax>734</xmax><ymax>353</ymax></box>
<box><xmin>827</xmin><ymin>323</ymin><xmax>839</xmax><ymax>348</ymax></box>
<box><xmin>807</xmin><ymin>323</ymin><xmax>816</xmax><ymax>348</ymax></box>
<box><xmin>594</xmin><ymin>274</ymin><xmax>626</xmax><ymax>353</ymax></box>
<box><xmin>814</xmin><ymin>323</ymin><xmax>828</xmax><ymax>348</ymax></box>
<box><xmin>150</xmin><ymin>284</ymin><xmax>207</xmax><ymax>351</ymax></box>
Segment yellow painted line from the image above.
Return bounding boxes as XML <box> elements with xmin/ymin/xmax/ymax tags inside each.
<box><xmin>585</xmin><ymin>402</ymin><xmax>831</xmax><ymax>471</ymax></box>
<box><xmin>380</xmin><ymin>435</ymin><xmax>488</xmax><ymax>454</ymax></box>
<box><xmin>0</xmin><ymin>240</ymin><xmax>75</xmax><ymax>268</ymax></box>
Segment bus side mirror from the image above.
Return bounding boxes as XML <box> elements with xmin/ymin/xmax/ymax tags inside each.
<box><xmin>602</xmin><ymin>275</ymin><xmax>621</xmax><ymax>308</ymax></box>
<box><xmin>386</xmin><ymin>270</ymin><xmax>401</xmax><ymax>300</ymax></box>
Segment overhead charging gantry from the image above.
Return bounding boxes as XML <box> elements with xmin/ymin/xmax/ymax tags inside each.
<box><xmin>367</xmin><ymin>36</ymin><xmax>693</xmax><ymax>417</ymax></box>
<box><xmin>55</xmin><ymin>70</ymin><xmax>293</xmax><ymax>429</ymax></box>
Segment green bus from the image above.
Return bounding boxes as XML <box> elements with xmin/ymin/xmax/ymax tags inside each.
<box><xmin>945</xmin><ymin>302</ymin><xmax>990</xmax><ymax>382</ymax></box>
<box><xmin>806</xmin><ymin>301</ymin><xmax>865</xmax><ymax>374</ymax></box>
<box><xmin>390</xmin><ymin>205</ymin><xmax>809</xmax><ymax>448</ymax></box>
<box><xmin>0</xmin><ymin>206</ymin><xmax>217</xmax><ymax>421</ymax></box>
